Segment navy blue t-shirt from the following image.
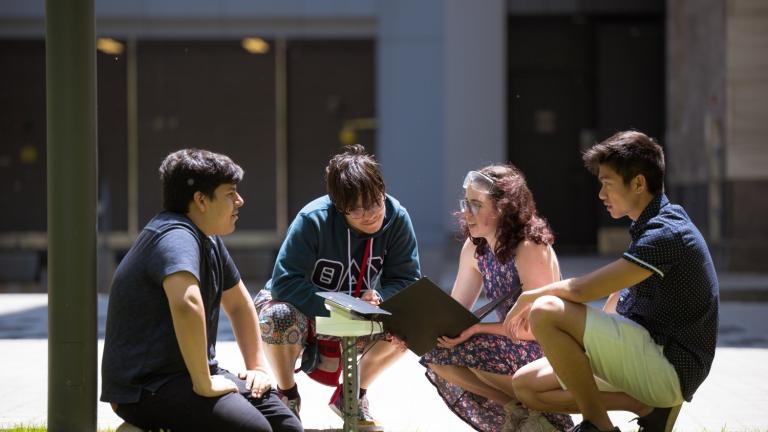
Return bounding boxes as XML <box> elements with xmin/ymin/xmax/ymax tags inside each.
<box><xmin>618</xmin><ymin>194</ymin><xmax>719</xmax><ymax>402</ymax></box>
<box><xmin>100</xmin><ymin>211</ymin><xmax>240</xmax><ymax>404</ymax></box>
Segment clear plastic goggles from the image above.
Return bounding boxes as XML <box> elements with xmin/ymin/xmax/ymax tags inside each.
<box><xmin>458</xmin><ymin>198</ymin><xmax>482</xmax><ymax>216</ymax></box>
<box><xmin>462</xmin><ymin>170</ymin><xmax>497</xmax><ymax>194</ymax></box>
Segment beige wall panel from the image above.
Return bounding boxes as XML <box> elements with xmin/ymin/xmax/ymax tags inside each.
<box><xmin>726</xmin><ymin>0</ymin><xmax>768</xmax><ymax>179</ymax></box>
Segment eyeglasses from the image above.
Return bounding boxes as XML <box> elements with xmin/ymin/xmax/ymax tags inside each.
<box><xmin>345</xmin><ymin>196</ymin><xmax>384</xmax><ymax>219</ymax></box>
<box><xmin>463</xmin><ymin>170</ymin><xmax>497</xmax><ymax>194</ymax></box>
<box><xmin>459</xmin><ymin>198</ymin><xmax>483</xmax><ymax>216</ymax></box>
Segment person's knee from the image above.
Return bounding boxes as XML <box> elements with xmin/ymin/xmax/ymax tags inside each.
<box><xmin>259</xmin><ymin>302</ymin><xmax>307</xmax><ymax>345</ymax></box>
<box><xmin>529</xmin><ymin>295</ymin><xmax>565</xmax><ymax>330</ymax></box>
<box><xmin>511</xmin><ymin>367</ymin><xmax>533</xmax><ymax>399</ymax></box>
<box><xmin>510</xmin><ymin>375</ymin><xmax>546</xmax><ymax>410</ymax></box>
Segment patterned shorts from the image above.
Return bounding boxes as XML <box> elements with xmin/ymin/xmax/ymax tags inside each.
<box><xmin>253</xmin><ymin>289</ymin><xmax>385</xmax><ymax>352</ymax></box>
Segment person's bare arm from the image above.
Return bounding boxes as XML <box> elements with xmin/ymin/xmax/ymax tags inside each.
<box><xmin>450</xmin><ymin>239</ymin><xmax>484</xmax><ymax>309</ymax></box>
<box><xmin>221</xmin><ymin>280</ymin><xmax>272</xmax><ymax>398</ymax></box>
<box><xmin>164</xmin><ymin>271</ymin><xmax>236</xmax><ymax>397</ymax></box>
<box><xmin>435</xmin><ymin>239</ymin><xmax>484</xmax><ymax>348</ymax></box>
<box><xmin>508</xmin><ymin>241</ymin><xmax>562</xmax><ymax>340</ymax></box>
<box><xmin>504</xmin><ymin>258</ymin><xmax>653</xmax><ymax>335</ymax></box>
<box><xmin>439</xmin><ymin>240</ymin><xmax>561</xmax><ymax>347</ymax></box>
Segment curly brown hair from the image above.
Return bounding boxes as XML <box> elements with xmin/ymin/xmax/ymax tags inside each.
<box><xmin>458</xmin><ymin>164</ymin><xmax>554</xmax><ymax>263</ymax></box>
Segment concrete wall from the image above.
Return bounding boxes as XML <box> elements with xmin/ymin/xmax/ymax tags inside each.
<box><xmin>724</xmin><ymin>0</ymin><xmax>768</xmax><ymax>271</ymax></box>
<box><xmin>668</xmin><ymin>0</ymin><xmax>768</xmax><ymax>271</ymax></box>
<box><xmin>377</xmin><ymin>0</ymin><xmax>506</xmax><ymax>279</ymax></box>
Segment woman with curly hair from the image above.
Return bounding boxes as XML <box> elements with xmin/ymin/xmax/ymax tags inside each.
<box><xmin>420</xmin><ymin>165</ymin><xmax>573</xmax><ymax>432</ymax></box>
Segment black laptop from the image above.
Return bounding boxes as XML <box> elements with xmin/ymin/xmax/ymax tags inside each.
<box><xmin>316</xmin><ymin>291</ymin><xmax>392</xmax><ymax>318</ymax></box>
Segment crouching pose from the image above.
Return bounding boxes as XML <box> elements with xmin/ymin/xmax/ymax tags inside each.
<box><xmin>505</xmin><ymin>131</ymin><xmax>719</xmax><ymax>432</ymax></box>
<box><xmin>421</xmin><ymin>165</ymin><xmax>574</xmax><ymax>432</ymax></box>
<box><xmin>255</xmin><ymin>144</ymin><xmax>421</xmax><ymax>430</ymax></box>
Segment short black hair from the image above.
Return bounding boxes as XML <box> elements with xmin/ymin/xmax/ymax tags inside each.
<box><xmin>583</xmin><ymin>130</ymin><xmax>665</xmax><ymax>195</ymax></box>
<box><xmin>325</xmin><ymin>144</ymin><xmax>385</xmax><ymax>213</ymax></box>
<box><xmin>159</xmin><ymin>149</ymin><xmax>244</xmax><ymax>214</ymax></box>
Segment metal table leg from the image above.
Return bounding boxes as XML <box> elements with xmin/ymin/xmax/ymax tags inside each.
<box><xmin>341</xmin><ymin>336</ymin><xmax>359</xmax><ymax>432</ymax></box>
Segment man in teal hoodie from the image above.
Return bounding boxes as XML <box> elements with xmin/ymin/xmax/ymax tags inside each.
<box><xmin>254</xmin><ymin>144</ymin><xmax>421</xmax><ymax>429</ymax></box>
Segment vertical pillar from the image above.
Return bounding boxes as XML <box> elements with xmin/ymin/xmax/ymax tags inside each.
<box><xmin>45</xmin><ymin>0</ymin><xmax>98</xmax><ymax>430</ymax></box>
<box><xmin>377</xmin><ymin>0</ymin><xmax>505</xmax><ymax>280</ymax></box>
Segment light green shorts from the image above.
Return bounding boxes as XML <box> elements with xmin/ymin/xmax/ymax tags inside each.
<box><xmin>557</xmin><ymin>306</ymin><xmax>683</xmax><ymax>408</ymax></box>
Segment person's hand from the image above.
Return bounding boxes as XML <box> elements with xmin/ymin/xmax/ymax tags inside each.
<box><xmin>437</xmin><ymin>324</ymin><xmax>478</xmax><ymax>349</ymax></box>
<box><xmin>238</xmin><ymin>368</ymin><xmax>272</xmax><ymax>399</ymax></box>
<box><xmin>361</xmin><ymin>289</ymin><xmax>382</xmax><ymax>306</ymax></box>
<box><xmin>505</xmin><ymin>307</ymin><xmax>532</xmax><ymax>340</ymax></box>
<box><xmin>504</xmin><ymin>292</ymin><xmax>535</xmax><ymax>338</ymax></box>
<box><xmin>193</xmin><ymin>374</ymin><xmax>238</xmax><ymax>398</ymax></box>
<box><xmin>386</xmin><ymin>333</ymin><xmax>408</xmax><ymax>352</ymax></box>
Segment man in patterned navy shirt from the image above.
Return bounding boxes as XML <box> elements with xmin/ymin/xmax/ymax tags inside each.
<box><xmin>504</xmin><ymin>131</ymin><xmax>718</xmax><ymax>432</ymax></box>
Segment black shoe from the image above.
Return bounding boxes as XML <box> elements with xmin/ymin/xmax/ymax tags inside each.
<box><xmin>568</xmin><ymin>420</ymin><xmax>620</xmax><ymax>432</ymax></box>
<box><xmin>637</xmin><ymin>405</ymin><xmax>682</xmax><ymax>432</ymax></box>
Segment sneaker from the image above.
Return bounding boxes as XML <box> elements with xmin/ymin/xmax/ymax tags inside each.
<box><xmin>519</xmin><ymin>411</ymin><xmax>558</xmax><ymax>432</ymax></box>
<box><xmin>502</xmin><ymin>401</ymin><xmax>528</xmax><ymax>432</ymax></box>
<box><xmin>636</xmin><ymin>405</ymin><xmax>682</xmax><ymax>432</ymax></box>
<box><xmin>329</xmin><ymin>385</ymin><xmax>383</xmax><ymax>431</ymax></box>
<box><xmin>568</xmin><ymin>420</ymin><xmax>620</xmax><ymax>432</ymax></box>
<box><xmin>277</xmin><ymin>391</ymin><xmax>301</xmax><ymax>420</ymax></box>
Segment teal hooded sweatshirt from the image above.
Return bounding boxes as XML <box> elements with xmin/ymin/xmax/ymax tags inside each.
<box><xmin>265</xmin><ymin>194</ymin><xmax>421</xmax><ymax>319</ymax></box>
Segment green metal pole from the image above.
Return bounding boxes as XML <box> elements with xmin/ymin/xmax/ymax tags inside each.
<box><xmin>45</xmin><ymin>0</ymin><xmax>97</xmax><ymax>430</ymax></box>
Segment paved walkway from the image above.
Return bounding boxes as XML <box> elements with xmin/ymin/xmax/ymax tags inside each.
<box><xmin>1</xmin><ymin>292</ymin><xmax>767</xmax><ymax>431</ymax></box>
<box><xmin>1</xmin><ymin>255</ymin><xmax>767</xmax><ymax>430</ymax></box>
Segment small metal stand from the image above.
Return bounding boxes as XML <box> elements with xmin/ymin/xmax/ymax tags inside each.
<box><xmin>316</xmin><ymin>300</ymin><xmax>385</xmax><ymax>432</ymax></box>
<box><xmin>341</xmin><ymin>336</ymin><xmax>359</xmax><ymax>432</ymax></box>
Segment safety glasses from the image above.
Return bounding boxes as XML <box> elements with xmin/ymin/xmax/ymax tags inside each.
<box><xmin>458</xmin><ymin>198</ymin><xmax>483</xmax><ymax>216</ymax></box>
<box><xmin>462</xmin><ymin>170</ymin><xmax>497</xmax><ymax>194</ymax></box>
<box><xmin>345</xmin><ymin>195</ymin><xmax>384</xmax><ymax>219</ymax></box>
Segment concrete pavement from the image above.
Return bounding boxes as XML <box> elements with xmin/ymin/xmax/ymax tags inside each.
<box><xmin>1</xmin><ymin>252</ymin><xmax>768</xmax><ymax>431</ymax></box>
<box><xmin>1</xmin><ymin>292</ymin><xmax>767</xmax><ymax>430</ymax></box>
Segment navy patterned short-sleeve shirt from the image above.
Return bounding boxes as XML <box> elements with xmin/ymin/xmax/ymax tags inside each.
<box><xmin>618</xmin><ymin>194</ymin><xmax>719</xmax><ymax>402</ymax></box>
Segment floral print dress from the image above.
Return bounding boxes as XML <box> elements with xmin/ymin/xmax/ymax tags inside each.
<box><xmin>420</xmin><ymin>244</ymin><xmax>574</xmax><ymax>432</ymax></box>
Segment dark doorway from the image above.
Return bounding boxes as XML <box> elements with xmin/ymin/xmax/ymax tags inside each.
<box><xmin>508</xmin><ymin>16</ymin><xmax>664</xmax><ymax>251</ymax></box>
<box><xmin>286</xmin><ymin>40</ymin><xmax>376</xmax><ymax>218</ymax></box>
<box><xmin>136</xmin><ymin>40</ymin><xmax>277</xmax><ymax>230</ymax></box>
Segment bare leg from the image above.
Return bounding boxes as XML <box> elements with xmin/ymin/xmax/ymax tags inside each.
<box><xmin>358</xmin><ymin>340</ymin><xmax>406</xmax><ymax>389</ymax></box>
<box><xmin>471</xmin><ymin>369</ymin><xmax>518</xmax><ymax>400</ymax></box>
<box><xmin>264</xmin><ymin>342</ymin><xmax>302</xmax><ymax>390</ymax></box>
<box><xmin>519</xmin><ymin>298</ymin><xmax>655</xmax><ymax>429</ymax></box>
<box><xmin>513</xmin><ymin>358</ymin><xmax>650</xmax><ymax>415</ymax></box>
<box><xmin>427</xmin><ymin>364</ymin><xmax>513</xmax><ymax>405</ymax></box>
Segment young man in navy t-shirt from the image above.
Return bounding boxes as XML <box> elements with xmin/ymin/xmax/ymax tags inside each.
<box><xmin>504</xmin><ymin>131</ymin><xmax>719</xmax><ymax>432</ymax></box>
<box><xmin>101</xmin><ymin>149</ymin><xmax>302</xmax><ymax>432</ymax></box>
